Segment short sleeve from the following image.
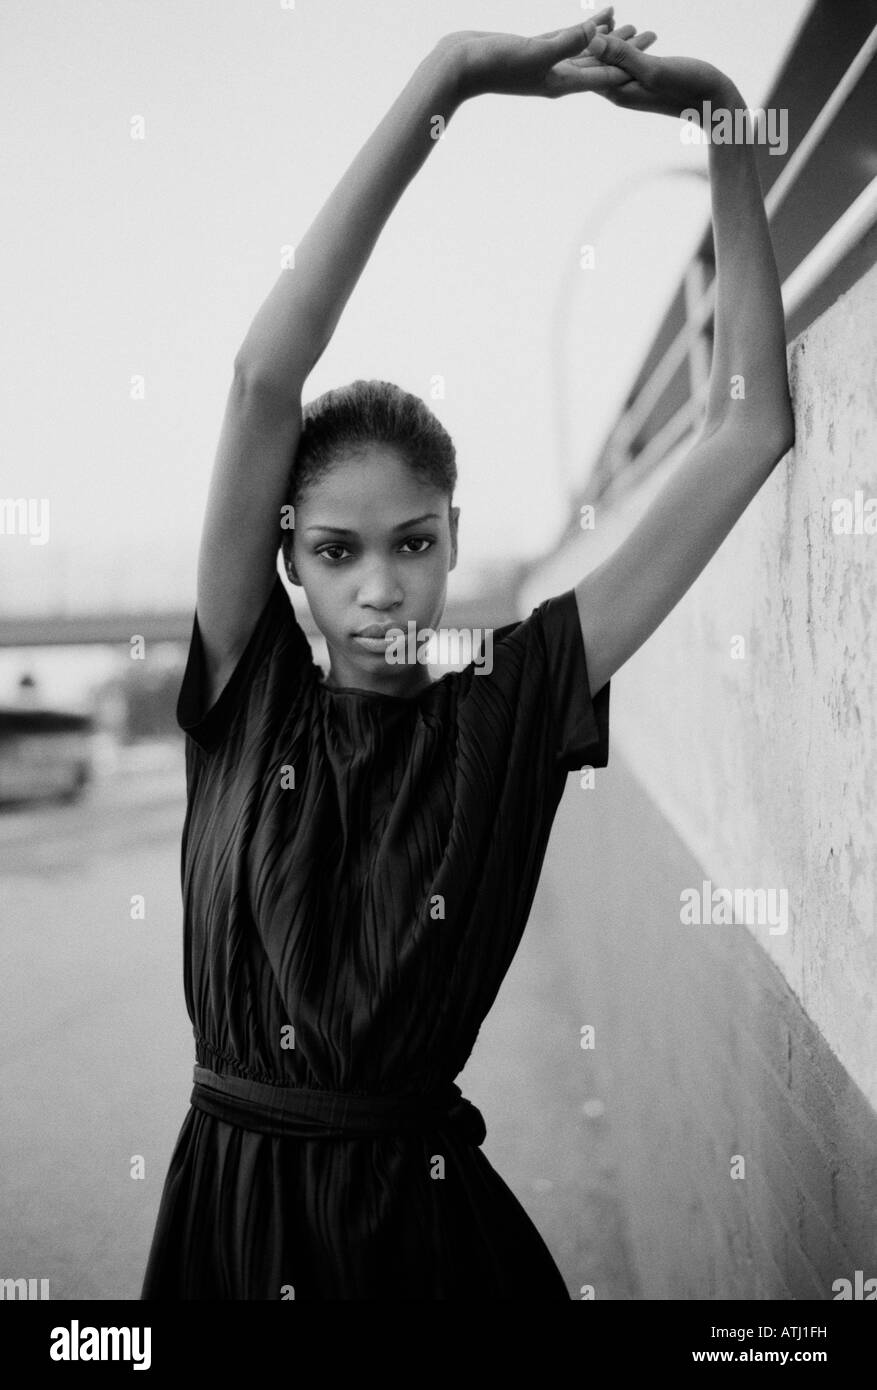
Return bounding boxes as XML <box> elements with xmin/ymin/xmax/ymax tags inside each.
<box><xmin>532</xmin><ymin>588</ymin><xmax>610</xmax><ymax>773</ymax></box>
<box><xmin>176</xmin><ymin>572</ymin><xmax>316</xmax><ymax>755</ymax></box>
<box><xmin>456</xmin><ymin>587</ymin><xmax>610</xmax><ymax>779</ymax></box>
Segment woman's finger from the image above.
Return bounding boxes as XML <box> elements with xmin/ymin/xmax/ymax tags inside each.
<box><xmin>545</xmin><ymin>24</ymin><xmax>659</xmax><ymax>96</ymax></box>
<box><xmin>588</xmin><ymin>6</ymin><xmax>616</xmax><ymax>28</ymax></box>
<box><xmin>535</xmin><ymin>9</ymin><xmax>616</xmax><ymax>62</ymax></box>
<box><xmin>537</xmin><ymin>8</ymin><xmax>615</xmax><ymax>43</ymax></box>
<box><xmin>567</xmin><ymin>27</ymin><xmax>656</xmax><ymax>67</ymax></box>
<box><xmin>587</xmin><ymin>29</ymin><xmax>656</xmax><ymax>83</ymax></box>
<box><xmin>551</xmin><ymin>57</ymin><xmax>638</xmax><ymax>93</ymax></box>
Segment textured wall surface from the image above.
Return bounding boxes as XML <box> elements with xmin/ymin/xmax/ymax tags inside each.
<box><xmin>521</xmin><ymin>260</ymin><xmax>877</xmax><ymax>1115</ymax></box>
<box><xmin>541</xmin><ymin>752</ymin><xmax>877</xmax><ymax>1299</ymax></box>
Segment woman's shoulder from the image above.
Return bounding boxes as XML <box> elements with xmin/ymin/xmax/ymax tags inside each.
<box><xmin>177</xmin><ymin>572</ymin><xmax>320</xmax><ymax>757</ymax></box>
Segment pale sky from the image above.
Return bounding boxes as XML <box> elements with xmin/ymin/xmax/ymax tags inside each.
<box><xmin>1</xmin><ymin>0</ymin><xmax>811</xmax><ymax>616</ymax></box>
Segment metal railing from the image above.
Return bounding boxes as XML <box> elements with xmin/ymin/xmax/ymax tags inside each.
<box><xmin>587</xmin><ymin>22</ymin><xmax>877</xmax><ymax>507</ymax></box>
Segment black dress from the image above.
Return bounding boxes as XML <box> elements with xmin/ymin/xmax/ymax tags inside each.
<box><xmin>140</xmin><ymin>572</ymin><xmax>610</xmax><ymax>1299</ymax></box>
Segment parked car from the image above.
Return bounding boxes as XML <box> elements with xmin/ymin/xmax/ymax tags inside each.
<box><xmin>0</xmin><ymin>707</ymin><xmax>95</xmax><ymax>805</ymax></box>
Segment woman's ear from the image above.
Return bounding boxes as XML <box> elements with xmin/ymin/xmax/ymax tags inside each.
<box><xmin>448</xmin><ymin>505</ymin><xmax>460</xmax><ymax>571</ymax></box>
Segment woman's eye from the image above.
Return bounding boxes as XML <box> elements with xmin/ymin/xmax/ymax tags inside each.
<box><xmin>316</xmin><ymin>537</ymin><xmax>433</xmax><ymax>561</ymax></box>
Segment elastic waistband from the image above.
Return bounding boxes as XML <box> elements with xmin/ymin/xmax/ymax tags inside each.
<box><xmin>190</xmin><ymin>1065</ymin><xmax>487</xmax><ymax>1145</ymax></box>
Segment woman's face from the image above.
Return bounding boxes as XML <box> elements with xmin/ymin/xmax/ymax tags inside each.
<box><xmin>290</xmin><ymin>444</ymin><xmax>459</xmax><ymax>696</ymax></box>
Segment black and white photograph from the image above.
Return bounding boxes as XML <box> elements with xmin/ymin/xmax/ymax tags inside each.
<box><xmin>1</xmin><ymin>0</ymin><xmax>876</xmax><ymax>1359</ymax></box>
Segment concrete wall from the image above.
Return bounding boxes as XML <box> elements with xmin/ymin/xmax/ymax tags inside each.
<box><xmin>521</xmin><ymin>258</ymin><xmax>877</xmax><ymax>1118</ymax></box>
<box><xmin>539</xmin><ymin>750</ymin><xmax>877</xmax><ymax>1299</ymax></box>
<box><xmin>515</xmin><ymin>258</ymin><xmax>877</xmax><ymax>1296</ymax></box>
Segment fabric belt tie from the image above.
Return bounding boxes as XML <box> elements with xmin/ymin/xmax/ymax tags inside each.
<box><xmin>190</xmin><ymin>1065</ymin><xmax>487</xmax><ymax>1146</ymax></box>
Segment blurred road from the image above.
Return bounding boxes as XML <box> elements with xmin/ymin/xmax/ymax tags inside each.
<box><xmin>0</xmin><ymin>740</ymin><xmax>636</xmax><ymax>1300</ymax></box>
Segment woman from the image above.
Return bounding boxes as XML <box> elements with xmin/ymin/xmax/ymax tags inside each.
<box><xmin>141</xmin><ymin>11</ymin><xmax>794</xmax><ymax>1299</ymax></box>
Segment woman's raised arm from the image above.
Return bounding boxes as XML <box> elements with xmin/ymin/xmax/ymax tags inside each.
<box><xmin>572</xmin><ymin>34</ymin><xmax>796</xmax><ymax>697</ymax></box>
<box><xmin>195</xmin><ymin>40</ymin><xmax>474</xmax><ymax>710</ymax></box>
<box><xmin>196</xmin><ymin>12</ymin><xmax>638</xmax><ymax>711</ymax></box>
<box><xmin>234</xmin><ymin>9</ymin><xmax>639</xmax><ymax>392</ymax></box>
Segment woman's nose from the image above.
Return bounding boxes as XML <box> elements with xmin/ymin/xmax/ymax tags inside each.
<box><xmin>357</xmin><ymin>563</ymin><xmax>403</xmax><ymax>611</ymax></box>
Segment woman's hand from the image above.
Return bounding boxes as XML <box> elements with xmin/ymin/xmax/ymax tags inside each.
<box><xmin>438</xmin><ymin>10</ymin><xmax>658</xmax><ymax>102</ymax></box>
<box><xmin>577</xmin><ymin>30</ymin><xmax>737</xmax><ymax>116</ymax></box>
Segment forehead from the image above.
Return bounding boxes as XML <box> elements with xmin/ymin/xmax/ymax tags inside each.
<box><xmin>301</xmin><ymin>444</ymin><xmax>453</xmax><ymax>536</ymax></box>
<box><xmin>301</xmin><ymin>446</ymin><xmax>444</xmax><ymax>515</ymax></box>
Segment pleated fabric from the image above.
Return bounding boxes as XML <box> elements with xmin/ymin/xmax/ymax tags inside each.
<box><xmin>140</xmin><ymin>573</ymin><xmax>610</xmax><ymax>1300</ymax></box>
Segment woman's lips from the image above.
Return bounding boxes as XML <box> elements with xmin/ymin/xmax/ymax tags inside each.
<box><xmin>352</xmin><ymin>633</ymin><xmax>395</xmax><ymax>652</ymax></box>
